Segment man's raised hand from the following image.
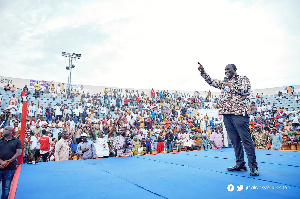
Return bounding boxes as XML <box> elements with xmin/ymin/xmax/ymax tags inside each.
<box><xmin>198</xmin><ymin>62</ymin><xmax>204</xmax><ymax>73</ymax></box>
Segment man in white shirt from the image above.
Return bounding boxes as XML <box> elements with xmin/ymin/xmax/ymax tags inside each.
<box><xmin>37</xmin><ymin>105</ymin><xmax>44</xmax><ymax>119</ymax></box>
<box><xmin>78</xmin><ymin>103</ymin><xmax>83</xmax><ymax>115</ymax></box>
<box><xmin>69</xmin><ymin>117</ymin><xmax>76</xmax><ymax>131</ymax></box>
<box><xmin>63</xmin><ymin>106</ymin><xmax>71</xmax><ymax>118</ymax></box>
<box><xmin>73</xmin><ymin>105</ymin><xmax>80</xmax><ymax>117</ymax></box>
<box><xmin>29</xmin><ymin>132</ymin><xmax>38</xmax><ymax>163</ymax></box>
<box><xmin>100</xmin><ymin>105</ymin><xmax>107</xmax><ymax>119</ymax></box>
<box><xmin>291</xmin><ymin>114</ymin><xmax>299</xmax><ymax>128</ymax></box>
<box><xmin>51</xmin><ymin>123</ymin><xmax>61</xmax><ymax>141</ymax></box>
<box><xmin>28</xmin><ymin>102</ymin><xmax>36</xmax><ymax>119</ymax></box>
<box><xmin>92</xmin><ymin>131</ymin><xmax>110</xmax><ymax>158</ymax></box>
<box><xmin>56</xmin><ymin>84</ymin><xmax>61</xmax><ymax>96</ymax></box>
<box><xmin>54</xmin><ymin>103</ymin><xmax>63</xmax><ymax>121</ymax></box>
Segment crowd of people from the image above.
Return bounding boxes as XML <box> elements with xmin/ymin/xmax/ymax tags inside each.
<box><xmin>249</xmin><ymin>93</ymin><xmax>300</xmax><ymax>150</ymax></box>
<box><xmin>0</xmin><ymin>82</ymin><xmax>300</xmax><ymax>165</ymax></box>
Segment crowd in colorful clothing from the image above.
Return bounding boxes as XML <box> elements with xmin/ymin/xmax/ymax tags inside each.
<box><xmin>0</xmin><ymin>83</ymin><xmax>300</xmax><ymax>164</ymax></box>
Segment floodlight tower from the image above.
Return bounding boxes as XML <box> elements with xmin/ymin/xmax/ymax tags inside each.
<box><xmin>62</xmin><ymin>52</ymin><xmax>81</xmax><ymax>92</ymax></box>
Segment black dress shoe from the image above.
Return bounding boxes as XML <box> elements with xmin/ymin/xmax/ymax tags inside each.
<box><xmin>227</xmin><ymin>164</ymin><xmax>247</xmax><ymax>171</ymax></box>
<box><xmin>250</xmin><ymin>167</ymin><xmax>259</xmax><ymax>176</ymax></box>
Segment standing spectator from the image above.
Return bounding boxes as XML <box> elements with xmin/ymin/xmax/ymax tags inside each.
<box><xmin>291</xmin><ymin>114</ymin><xmax>299</xmax><ymax>128</ymax></box>
<box><xmin>45</xmin><ymin>103</ymin><xmax>53</xmax><ymax>123</ymax></box>
<box><xmin>271</xmin><ymin>128</ymin><xmax>283</xmax><ymax>150</ymax></box>
<box><xmin>210</xmin><ymin>129</ymin><xmax>223</xmax><ymax>149</ymax></box>
<box><xmin>54</xmin><ymin>131</ymin><xmax>70</xmax><ymax>161</ymax></box>
<box><xmin>124</xmin><ymin>96</ymin><xmax>129</xmax><ymax>107</ymax></box>
<box><xmin>29</xmin><ymin>132</ymin><xmax>39</xmax><ymax>163</ymax></box>
<box><xmin>39</xmin><ymin>129</ymin><xmax>51</xmax><ymax>162</ymax></box>
<box><xmin>34</xmin><ymin>81</ymin><xmax>40</xmax><ymax>98</ymax></box>
<box><xmin>44</xmin><ymin>84</ymin><xmax>50</xmax><ymax>98</ymax></box>
<box><xmin>210</xmin><ymin>118</ymin><xmax>215</xmax><ymax>129</ymax></box>
<box><xmin>113</xmin><ymin>125</ymin><xmax>134</xmax><ymax>157</ymax></box>
<box><xmin>133</xmin><ymin>137</ymin><xmax>143</xmax><ymax>155</ymax></box>
<box><xmin>9</xmin><ymin>94</ymin><xmax>18</xmax><ymax>106</ymax></box>
<box><xmin>92</xmin><ymin>126</ymin><xmax>114</xmax><ymax>158</ymax></box>
<box><xmin>32</xmin><ymin>123</ymin><xmax>42</xmax><ymax>136</ymax></box>
<box><xmin>17</xmin><ymin>103</ymin><xmax>23</xmax><ymax>120</ymax></box>
<box><xmin>76</xmin><ymin>133</ymin><xmax>97</xmax><ymax>159</ymax></box>
<box><xmin>0</xmin><ymin>92</ymin><xmax>2</xmax><ymax>108</ymax></box>
<box><xmin>201</xmin><ymin>136</ymin><xmax>211</xmax><ymax>150</ymax></box>
<box><xmin>56</xmin><ymin>83</ymin><xmax>61</xmax><ymax>96</ymax></box>
<box><xmin>81</xmin><ymin>110</ymin><xmax>88</xmax><ymax>124</ymax></box>
<box><xmin>204</xmin><ymin>113</ymin><xmax>209</xmax><ymax>130</ymax></box>
<box><xmin>10</xmin><ymin>85</ymin><xmax>16</xmax><ymax>92</ymax></box>
<box><xmin>0</xmin><ymin>126</ymin><xmax>22</xmax><ymax>199</ymax></box>
<box><xmin>194</xmin><ymin>133</ymin><xmax>203</xmax><ymax>150</ymax></box>
<box><xmin>165</xmin><ymin>131</ymin><xmax>174</xmax><ymax>153</ymax></box>
<box><xmin>20</xmin><ymin>88</ymin><xmax>27</xmax><ymax>102</ymax></box>
<box><xmin>156</xmin><ymin>135</ymin><xmax>165</xmax><ymax>153</ymax></box>
<box><xmin>50</xmin><ymin>84</ymin><xmax>55</xmax><ymax>94</ymax></box>
<box><xmin>54</xmin><ymin>103</ymin><xmax>63</xmax><ymax>121</ymax></box>
<box><xmin>28</xmin><ymin>102</ymin><xmax>36</xmax><ymax>119</ymax></box>
<box><xmin>37</xmin><ymin>105</ymin><xmax>44</xmax><ymax>120</ymax></box>
<box><xmin>145</xmin><ymin>134</ymin><xmax>153</xmax><ymax>154</ymax></box>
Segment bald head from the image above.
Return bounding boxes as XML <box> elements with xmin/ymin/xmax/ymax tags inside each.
<box><xmin>3</xmin><ymin>126</ymin><xmax>14</xmax><ymax>138</ymax></box>
<box><xmin>225</xmin><ymin>64</ymin><xmax>237</xmax><ymax>80</ymax></box>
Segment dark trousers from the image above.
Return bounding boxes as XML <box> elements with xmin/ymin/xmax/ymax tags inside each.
<box><xmin>41</xmin><ymin>152</ymin><xmax>49</xmax><ymax>162</ymax></box>
<box><xmin>32</xmin><ymin>149</ymin><xmax>40</xmax><ymax>162</ymax></box>
<box><xmin>166</xmin><ymin>143</ymin><xmax>173</xmax><ymax>153</ymax></box>
<box><xmin>146</xmin><ymin>145</ymin><xmax>152</xmax><ymax>154</ymax></box>
<box><xmin>0</xmin><ymin>169</ymin><xmax>16</xmax><ymax>199</ymax></box>
<box><xmin>223</xmin><ymin>114</ymin><xmax>258</xmax><ymax>169</ymax></box>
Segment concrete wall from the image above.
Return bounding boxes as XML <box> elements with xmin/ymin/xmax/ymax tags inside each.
<box><xmin>1</xmin><ymin>75</ymin><xmax>298</xmax><ymax>97</ymax></box>
<box><xmin>252</xmin><ymin>85</ymin><xmax>300</xmax><ymax>96</ymax></box>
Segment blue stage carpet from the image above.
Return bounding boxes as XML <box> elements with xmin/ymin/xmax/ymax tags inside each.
<box><xmin>15</xmin><ymin>149</ymin><xmax>300</xmax><ymax>199</ymax></box>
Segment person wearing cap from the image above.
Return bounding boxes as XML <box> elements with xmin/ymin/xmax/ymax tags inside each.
<box><xmin>54</xmin><ymin>131</ymin><xmax>70</xmax><ymax>161</ymax></box>
<box><xmin>0</xmin><ymin>126</ymin><xmax>22</xmax><ymax>199</ymax></box>
<box><xmin>198</xmin><ymin>63</ymin><xmax>259</xmax><ymax>176</ymax></box>
<box><xmin>76</xmin><ymin>133</ymin><xmax>97</xmax><ymax>159</ymax></box>
<box><xmin>32</xmin><ymin>122</ymin><xmax>42</xmax><ymax>136</ymax></box>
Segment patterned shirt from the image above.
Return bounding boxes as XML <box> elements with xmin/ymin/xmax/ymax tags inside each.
<box><xmin>113</xmin><ymin>135</ymin><xmax>134</xmax><ymax>157</ymax></box>
<box><xmin>201</xmin><ymin>71</ymin><xmax>251</xmax><ymax>116</ymax></box>
<box><xmin>76</xmin><ymin>140</ymin><xmax>97</xmax><ymax>159</ymax></box>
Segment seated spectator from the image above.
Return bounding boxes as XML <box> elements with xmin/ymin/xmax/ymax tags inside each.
<box><xmin>4</xmin><ymin>84</ymin><xmax>11</xmax><ymax>91</ymax></box>
<box><xmin>11</xmin><ymin>85</ymin><xmax>16</xmax><ymax>91</ymax></box>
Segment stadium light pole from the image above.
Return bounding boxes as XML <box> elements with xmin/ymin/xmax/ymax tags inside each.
<box><xmin>61</xmin><ymin>52</ymin><xmax>81</xmax><ymax>93</ymax></box>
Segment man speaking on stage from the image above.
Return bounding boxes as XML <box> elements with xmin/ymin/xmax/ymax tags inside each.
<box><xmin>198</xmin><ymin>63</ymin><xmax>259</xmax><ymax>176</ymax></box>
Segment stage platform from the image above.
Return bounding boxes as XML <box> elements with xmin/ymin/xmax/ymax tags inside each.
<box><xmin>13</xmin><ymin>149</ymin><xmax>300</xmax><ymax>199</ymax></box>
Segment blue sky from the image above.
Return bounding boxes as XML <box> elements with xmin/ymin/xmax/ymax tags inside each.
<box><xmin>0</xmin><ymin>0</ymin><xmax>299</xmax><ymax>92</ymax></box>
